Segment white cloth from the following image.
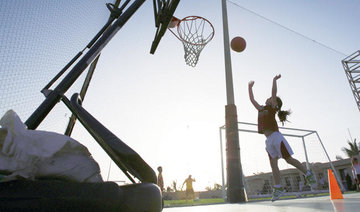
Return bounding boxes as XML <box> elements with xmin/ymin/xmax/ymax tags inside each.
<box><xmin>0</xmin><ymin>110</ymin><xmax>103</xmax><ymax>182</ymax></box>
<box><xmin>265</xmin><ymin>131</ymin><xmax>294</xmax><ymax>159</ymax></box>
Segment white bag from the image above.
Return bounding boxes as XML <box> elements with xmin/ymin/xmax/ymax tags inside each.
<box><xmin>0</xmin><ymin>110</ymin><xmax>103</xmax><ymax>182</ymax></box>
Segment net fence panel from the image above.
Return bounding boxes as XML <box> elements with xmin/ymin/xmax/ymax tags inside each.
<box><xmin>0</xmin><ymin>0</ymin><xmax>109</xmax><ymax>133</ymax></box>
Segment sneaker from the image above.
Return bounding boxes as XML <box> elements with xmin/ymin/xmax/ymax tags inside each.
<box><xmin>305</xmin><ymin>171</ymin><xmax>316</xmax><ymax>185</ymax></box>
<box><xmin>271</xmin><ymin>187</ymin><xmax>285</xmax><ymax>202</ymax></box>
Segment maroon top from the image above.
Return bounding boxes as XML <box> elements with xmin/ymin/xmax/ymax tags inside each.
<box><xmin>258</xmin><ymin>105</ymin><xmax>279</xmax><ymax>134</ymax></box>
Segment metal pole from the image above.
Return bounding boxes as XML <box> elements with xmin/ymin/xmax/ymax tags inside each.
<box><xmin>65</xmin><ymin>55</ymin><xmax>100</xmax><ymax>136</ymax></box>
<box><xmin>301</xmin><ymin>137</ymin><xmax>310</xmax><ymax>170</ymax></box>
<box><xmin>219</xmin><ymin>127</ymin><xmax>226</xmax><ymax>200</ymax></box>
<box><xmin>221</xmin><ymin>0</ymin><xmax>246</xmax><ymax>203</ymax></box>
<box><xmin>315</xmin><ymin>132</ymin><xmax>345</xmax><ymax>191</ymax></box>
<box><xmin>107</xmin><ymin>160</ymin><xmax>112</xmax><ymax>181</ymax></box>
<box><xmin>302</xmin><ymin>136</ymin><xmax>317</xmax><ymax>192</ymax></box>
<box><xmin>222</xmin><ymin>0</ymin><xmax>234</xmax><ymax>105</ymax></box>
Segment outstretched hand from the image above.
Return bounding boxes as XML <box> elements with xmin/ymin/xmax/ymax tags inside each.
<box><xmin>248</xmin><ymin>81</ymin><xmax>255</xmax><ymax>88</ymax></box>
<box><xmin>274</xmin><ymin>74</ymin><xmax>281</xmax><ymax>80</ymax></box>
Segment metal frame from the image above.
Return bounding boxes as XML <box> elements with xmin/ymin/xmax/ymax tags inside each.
<box><xmin>342</xmin><ymin>50</ymin><xmax>360</xmax><ymax>112</ymax></box>
<box><xmin>26</xmin><ymin>0</ymin><xmax>180</xmax><ymax>129</ymax></box>
<box><xmin>2</xmin><ymin>1</ymin><xmax>180</xmax><ymax>210</ymax></box>
<box><xmin>150</xmin><ymin>0</ymin><xmax>180</xmax><ymax>54</ymax></box>
<box><xmin>23</xmin><ymin>0</ymin><xmax>179</xmax><ymax>185</ymax></box>
<box><xmin>64</xmin><ymin>0</ymin><xmax>125</xmax><ymax>136</ymax></box>
<box><xmin>219</xmin><ymin>122</ymin><xmax>345</xmax><ymax>200</ymax></box>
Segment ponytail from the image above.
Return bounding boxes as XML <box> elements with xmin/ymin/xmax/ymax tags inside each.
<box><xmin>276</xmin><ymin>97</ymin><xmax>291</xmax><ymax>125</ymax></box>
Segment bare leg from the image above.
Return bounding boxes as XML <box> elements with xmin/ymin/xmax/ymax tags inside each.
<box><xmin>270</xmin><ymin>157</ymin><xmax>281</xmax><ymax>185</ymax></box>
<box><xmin>285</xmin><ymin>156</ymin><xmax>307</xmax><ymax>174</ymax></box>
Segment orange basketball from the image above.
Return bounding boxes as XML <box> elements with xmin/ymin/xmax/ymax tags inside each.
<box><xmin>230</xmin><ymin>36</ymin><xmax>246</xmax><ymax>52</ymax></box>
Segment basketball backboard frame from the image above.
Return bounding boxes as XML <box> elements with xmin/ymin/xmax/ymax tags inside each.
<box><xmin>150</xmin><ymin>0</ymin><xmax>180</xmax><ymax>54</ymax></box>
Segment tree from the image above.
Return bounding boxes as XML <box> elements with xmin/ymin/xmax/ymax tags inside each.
<box><xmin>341</xmin><ymin>138</ymin><xmax>359</xmax><ymax>158</ymax></box>
<box><xmin>213</xmin><ymin>183</ymin><xmax>222</xmax><ymax>190</ymax></box>
<box><xmin>205</xmin><ymin>186</ymin><xmax>212</xmax><ymax>191</ymax></box>
<box><xmin>336</xmin><ymin>155</ymin><xmax>344</xmax><ymax>160</ymax></box>
<box><xmin>205</xmin><ymin>183</ymin><xmax>222</xmax><ymax>191</ymax></box>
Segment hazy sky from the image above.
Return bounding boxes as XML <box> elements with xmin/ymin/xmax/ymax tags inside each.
<box><xmin>1</xmin><ymin>0</ymin><xmax>360</xmax><ymax>191</ymax></box>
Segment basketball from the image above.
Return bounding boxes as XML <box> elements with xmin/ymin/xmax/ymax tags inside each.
<box><xmin>230</xmin><ymin>36</ymin><xmax>246</xmax><ymax>52</ymax></box>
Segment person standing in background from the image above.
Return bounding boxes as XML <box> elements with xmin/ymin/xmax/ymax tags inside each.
<box><xmin>157</xmin><ymin>166</ymin><xmax>164</xmax><ymax>193</ymax></box>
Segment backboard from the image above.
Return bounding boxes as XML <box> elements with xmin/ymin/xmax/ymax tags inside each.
<box><xmin>150</xmin><ymin>0</ymin><xmax>180</xmax><ymax>54</ymax></box>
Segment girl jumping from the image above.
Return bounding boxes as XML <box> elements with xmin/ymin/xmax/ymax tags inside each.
<box><xmin>248</xmin><ymin>74</ymin><xmax>316</xmax><ymax>201</ymax></box>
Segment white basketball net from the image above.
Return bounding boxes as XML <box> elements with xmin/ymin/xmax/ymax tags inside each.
<box><xmin>176</xmin><ymin>16</ymin><xmax>214</xmax><ymax>67</ymax></box>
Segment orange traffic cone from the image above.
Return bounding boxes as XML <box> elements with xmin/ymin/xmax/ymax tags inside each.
<box><xmin>328</xmin><ymin>169</ymin><xmax>344</xmax><ymax>200</ymax></box>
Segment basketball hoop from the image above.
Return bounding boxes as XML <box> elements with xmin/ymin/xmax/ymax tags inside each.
<box><xmin>169</xmin><ymin>16</ymin><xmax>215</xmax><ymax>67</ymax></box>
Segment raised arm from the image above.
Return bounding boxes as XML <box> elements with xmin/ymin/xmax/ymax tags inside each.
<box><xmin>248</xmin><ymin>81</ymin><xmax>261</xmax><ymax>110</ymax></box>
<box><xmin>271</xmin><ymin>74</ymin><xmax>281</xmax><ymax>107</ymax></box>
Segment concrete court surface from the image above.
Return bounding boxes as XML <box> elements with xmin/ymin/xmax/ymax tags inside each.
<box><xmin>163</xmin><ymin>193</ymin><xmax>360</xmax><ymax>212</ymax></box>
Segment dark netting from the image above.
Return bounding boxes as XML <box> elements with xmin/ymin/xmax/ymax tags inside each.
<box><xmin>0</xmin><ymin>0</ymin><xmax>109</xmax><ymax>133</ymax></box>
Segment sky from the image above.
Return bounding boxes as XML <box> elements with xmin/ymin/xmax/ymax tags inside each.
<box><xmin>1</xmin><ymin>0</ymin><xmax>360</xmax><ymax>192</ymax></box>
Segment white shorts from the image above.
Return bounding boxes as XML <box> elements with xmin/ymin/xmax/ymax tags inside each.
<box><xmin>265</xmin><ymin>131</ymin><xmax>294</xmax><ymax>159</ymax></box>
